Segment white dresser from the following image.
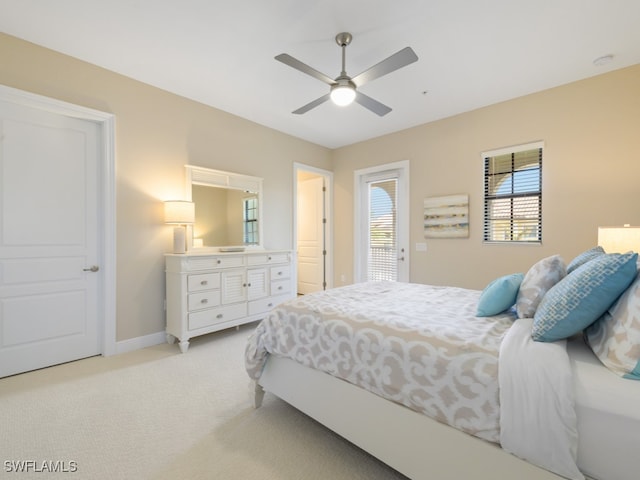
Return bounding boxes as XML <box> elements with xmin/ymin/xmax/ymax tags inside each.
<box><xmin>165</xmin><ymin>250</ymin><xmax>293</xmax><ymax>352</ymax></box>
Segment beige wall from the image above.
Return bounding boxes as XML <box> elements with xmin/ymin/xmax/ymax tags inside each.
<box><xmin>332</xmin><ymin>64</ymin><xmax>640</xmax><ymax>290</ymax></box>
<box><xmin>0</xmin><ymin>33</ymin><xmax>332</xmax><ymax>342</ymax></box>
<box><xmin>3</xmin><ymin>31</ymin><xmax>639</xmax><ymax>343</ymax></box>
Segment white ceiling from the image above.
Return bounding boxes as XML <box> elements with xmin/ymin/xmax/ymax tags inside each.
<box><xmin>1</xmin><ymin>0</ymin><xmax>639</xmax><ymax>149</ymax></box>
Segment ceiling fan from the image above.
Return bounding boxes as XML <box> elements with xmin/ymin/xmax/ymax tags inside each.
<box><xmin>275</xmin><ymin>32</ymin><xmax>418</xmax><ymax>116</ymax></box>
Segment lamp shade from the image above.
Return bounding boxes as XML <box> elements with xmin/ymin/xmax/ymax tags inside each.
<box><xmin>164</xmin><ymin>200</ymin><xmax>195</xmax><ymax>225</ymax></box>
<box><xmin>598</xmin><ymin>226</ymin><xmax>640</xmax><ymax>253</ymax></box>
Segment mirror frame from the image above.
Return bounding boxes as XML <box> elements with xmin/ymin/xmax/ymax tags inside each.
<box><xmin>185</xmin><ymin>165</ymin><xmax>264</xmax><ymax>251</ymax></box>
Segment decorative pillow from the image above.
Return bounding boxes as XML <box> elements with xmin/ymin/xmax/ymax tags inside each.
<box><xmin>566</xmin><ymin>246</ymin><xmax>605</xmax><ymax>274</ymax></box>
<box><xmin>516</xmin><ymin>255</ymin><xmax>566</xmax><ymax>319</ymax></box>
<box><xmin>476</xmin><ymin>273</ymin><xmax>524</xmax><ymax>317</ymax></box>
<box><xmin>532</xmin><ymin>252</ymin><xmax>638</xmax><ymax>342</ymax></box>
<box><xmin>585</xmin><ymin>271</ymin><xmax>640</xmax><ymax>379</ymax></box>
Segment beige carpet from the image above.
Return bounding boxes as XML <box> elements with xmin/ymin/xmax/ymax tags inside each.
<box><xmin>0</xmin><ymin>324</ymin><xmax>408</xmax><ymax>479</ymax></box>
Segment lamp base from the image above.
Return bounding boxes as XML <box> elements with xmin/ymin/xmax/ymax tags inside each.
<box><xmin>173</xmin><ymin>226</ymin><xmax>186</xmax><ymax>254</ymax></box>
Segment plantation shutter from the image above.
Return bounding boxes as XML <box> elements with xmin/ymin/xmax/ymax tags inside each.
<box><xmin>483</xmin><ymin>144</ymin><xmax>542</xmax><ymax>243</ymax></box>
<box><xmin>368</xmin><ymin>178</ymin><xmax>397</xmax><ymax>281</ymax></box>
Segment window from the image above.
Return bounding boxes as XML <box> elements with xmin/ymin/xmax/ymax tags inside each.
<box><xmin>483</xmin><ymin>142</ymin><xmax>543</xmax><ymax>243</ymax></box>
<box><xmin>368</xmin><ymin>179</ymin><xmax>397</xmax><ymax>281</ymax></box>
<box><xmin>243</xmin><ymin>197</ymin><xmax>258</xmax><ymax>244</ymax></box>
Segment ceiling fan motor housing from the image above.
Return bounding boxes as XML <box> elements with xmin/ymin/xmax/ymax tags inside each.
<box><xmin>335</xmin><ymin>32</ymin><xmax>352</xmax><ymax>47</ymax></box>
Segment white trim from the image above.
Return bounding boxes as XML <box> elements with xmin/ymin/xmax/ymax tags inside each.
<box><xmin>481</xmin><ymin>140</ymin><xmax>544</xmax><ymax>159</ymax></box>
<box><xmin>0</xmin><ymin>83</ymin><xmax>117</xmax><ymax>357</ymax></box>
<box><xmin>353</xmin><ymin>160</ymin><xmax>410</xmax><ymax>283</ymax></box>
<box><xmin>293</xmin><ymin>162</ymin><xmax>334</xmax><ymax>291</ymax></box>
<box><xmin>116</xmin><ymin>331</ymin><xmax>166</xmax><ymax>355</ymax></box>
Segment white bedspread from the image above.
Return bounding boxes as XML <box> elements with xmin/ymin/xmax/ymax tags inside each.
<box><xmin>499</xmin><ymin>318</ymin><xmax>582</xmax><ymax>480</ymax></box>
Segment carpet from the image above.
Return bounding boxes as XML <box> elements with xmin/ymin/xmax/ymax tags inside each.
<box><xmin>0</xmin><ymin>324</ymin><xmax>407</xmax><ymax>479</ymax></box>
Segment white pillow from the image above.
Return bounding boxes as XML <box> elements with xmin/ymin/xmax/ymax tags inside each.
<box><xmin>516</xmin><ymin>255</ymin><xmax>566</xmax><ymax>319</ymax></box>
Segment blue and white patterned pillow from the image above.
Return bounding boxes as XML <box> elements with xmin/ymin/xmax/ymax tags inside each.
<box><xmin>566</xmin><ymin>246</ymin><xmax>605</xmax><ymax>274</ymax></box>
<box><xmin>532</xmin><ymin>252</ymin><xmax>638</xmax><ymax>342</ymax></box>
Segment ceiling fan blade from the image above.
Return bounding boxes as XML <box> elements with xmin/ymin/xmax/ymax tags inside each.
<box><xmin>275</xmin><ymin>54</ymin><xmax>336</xmax><ymax>86</ymax></box>
<box><xmin>352</xmin><ymin>47</ymin><xmax>418</xmax><ymax>87</ymax></box>
<box><xmin>354</xmin><ymin>92</ymin><xmax>392</xmax><ymax>116</ymax></box>
<box><xmin>292</xmin><ymin>93</ymin><xmax>331</xmax><ymax>115</ymax></box>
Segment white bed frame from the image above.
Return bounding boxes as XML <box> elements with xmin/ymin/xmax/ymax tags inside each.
<box><xmin>255</xmin><ymin>355</ymin><xmax>563</xmax><ymax>480</ymax></box>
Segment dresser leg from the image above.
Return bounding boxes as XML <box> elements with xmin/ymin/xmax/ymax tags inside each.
<box><xmin>178</xmin><ymin>340</ymin><xmax>189</xmax><ymax>353</ymax></box>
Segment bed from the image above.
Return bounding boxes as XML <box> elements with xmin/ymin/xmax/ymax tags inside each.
<box><xmin>245</xmin><ymin>250</ymin><xmax>640</xmax><ymax>480</ymax></box>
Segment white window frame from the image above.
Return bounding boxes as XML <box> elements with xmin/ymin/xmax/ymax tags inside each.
<box><xmin>482</xmin><ymin>141</ymin><xmax>544</xmax><ymax>244</ymax></box>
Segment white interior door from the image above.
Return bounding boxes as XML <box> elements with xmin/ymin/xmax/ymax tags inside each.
<box><xmin>297</xmin><ymin>176</ymin><xmax>325</xmax><ymax>294</ymax></box>
<box><xmin>0</xmin><ymin>99</ymin><xmax>101</xmax><ymax>377</ymax></box>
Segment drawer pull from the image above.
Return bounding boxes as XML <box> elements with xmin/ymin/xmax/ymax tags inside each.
<box><xmin>268</xmin><ymin>303</ymin><xmax>273</xmax><ymax>307</ymax></box>
<box><xmin>201</xmin><ymin>299</ymin><xmax>208</xmax><ymax>304</ymax></box>
<box><xmin>268</xmin><ymin>256</ymin><xmax>272</xmax><ymax>261</ymax></box>
<box><xmin>277</xmin><ymin>271</ymin><xmax>283</xmax><ymax>276</ymax></box>
<box><xmin>278</xmin><ymin>286</ymin><xmax>283</xmax><ymax>291</ymax></box>
<box><xmin>216</xmin><ymin>313</ymin><xmax>223</xmax><ymax>319</ymax></box>
<box><xmin>200</xmin><ymin>280</ymin><xmax>208</xmax><ymax>286</ymax></box>
<box><xmin>217</xmin><ymin>259</ymin><xmax>221</xmax><ymax>264</ymax></box>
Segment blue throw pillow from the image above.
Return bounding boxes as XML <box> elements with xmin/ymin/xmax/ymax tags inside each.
<box><xmin>532</xmin><ymin>252</ymin><xmax>638</xmax><ymax>342</ymax></box>
<box><xmin>566</xmin><ymin>246</ymin><xmax>605</xmax><ymax>274</ymax></box>
<box><xmin>476</xmin><ymin>273</ymin><xmax>524</xmax><ymax>317</ymax></box>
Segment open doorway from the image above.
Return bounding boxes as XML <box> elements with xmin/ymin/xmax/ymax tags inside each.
<box><xmin>294</xmin><ymin>163</ymin><xmax>333</xmax><ymax>295</ymax></box>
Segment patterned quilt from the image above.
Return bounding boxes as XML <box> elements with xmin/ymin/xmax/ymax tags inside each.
<box><xmin>245</xmin><ymin>281</ymin><xmax>516</xmax><ymax>442</ymax></box>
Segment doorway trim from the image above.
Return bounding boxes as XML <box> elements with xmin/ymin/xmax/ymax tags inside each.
<box><xmin>0</xmin><ymin>84</ymin><xmax>116</xmax><ymax>356</ymax></box>
<box><xmin>293</xmin><ymin>163</ymin><xmax>334</xmax><ymax>292</ymax></box>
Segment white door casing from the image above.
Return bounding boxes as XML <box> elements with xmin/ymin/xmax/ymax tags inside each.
<box><xmin>354</xmin><ymin>160</ymin><xmax>410</xmax><ymax>283</ymax></box>
<box><xmin>0</xmin><ymin>85</ymin><xmax>115</xmax><ymax>377</ymax></box>
<box><xmin>293</xmin><ymin>163</ymin><xmax>333</xmax><ymax>293</ymax></box>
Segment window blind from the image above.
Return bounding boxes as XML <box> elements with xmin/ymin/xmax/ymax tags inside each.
<box><xmin>368</xmin><ymin>179</ymin><xmax>397</xmax><ymax>281</ymax></box>
<box><xmin>483</xmin><ymin>146</ymin><xmax>542</xmax><ymax>243</ymax></box>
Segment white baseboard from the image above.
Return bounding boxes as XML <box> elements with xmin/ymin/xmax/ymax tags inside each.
<box><xmin>115</xmin><ymin>331</ymin><xmax>166</xmax><ymax>355</ymax></box>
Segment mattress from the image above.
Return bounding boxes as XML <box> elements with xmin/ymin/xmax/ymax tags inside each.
<box><xmin>568</xmin><ymin>336</ymin><xmax>640</xmax><ymax>480</ymax></box>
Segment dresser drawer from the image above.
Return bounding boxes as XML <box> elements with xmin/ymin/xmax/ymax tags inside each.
<box><xmin>187</xmin><ymin>272</ymin><xmax>220</xmax><ymax>292</ymax></box>
<box><xmin>187</xmin><ymin>255</ymin><xmax>245</xmax><ymax>271</ymax></box>
<box><xmin>188</xmin><ymin>290</ymin><xmax>221</xmax><ymax>311</ymax></box>
<box><xmin>188</xmin><ymin>303</ymin><xmax>247</xmax><ymax>330</ymax></box>
<box><xmin>270</xmin><ymin>278</ymin><xmax>290</xmax><ymax>296</ymax></box>
<box><xmin>270</xmin><ymin>265</ymin><xmax>290</xmax><ymax>280</ymax></box>
<box><xmin>248</xmin><ymin>294</ymin><xmax>291</xmax><ymax>316</ymax></box>
<box><xmin>247</xmin><ymin>252</ymin><xmax>290</xmax><ymax>266</ymax></box>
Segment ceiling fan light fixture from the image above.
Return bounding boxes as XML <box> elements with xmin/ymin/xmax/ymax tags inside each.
<box><xmin>330</xmin><ymin>82</ymin><xmax>356</xmax><ymax>106</ymax></box>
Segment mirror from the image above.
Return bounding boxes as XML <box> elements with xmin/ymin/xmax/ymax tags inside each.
<box><xmin>185</xmin><ymin>165</ymin><xmax>263</xmax><ymax>251</ymax></box>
